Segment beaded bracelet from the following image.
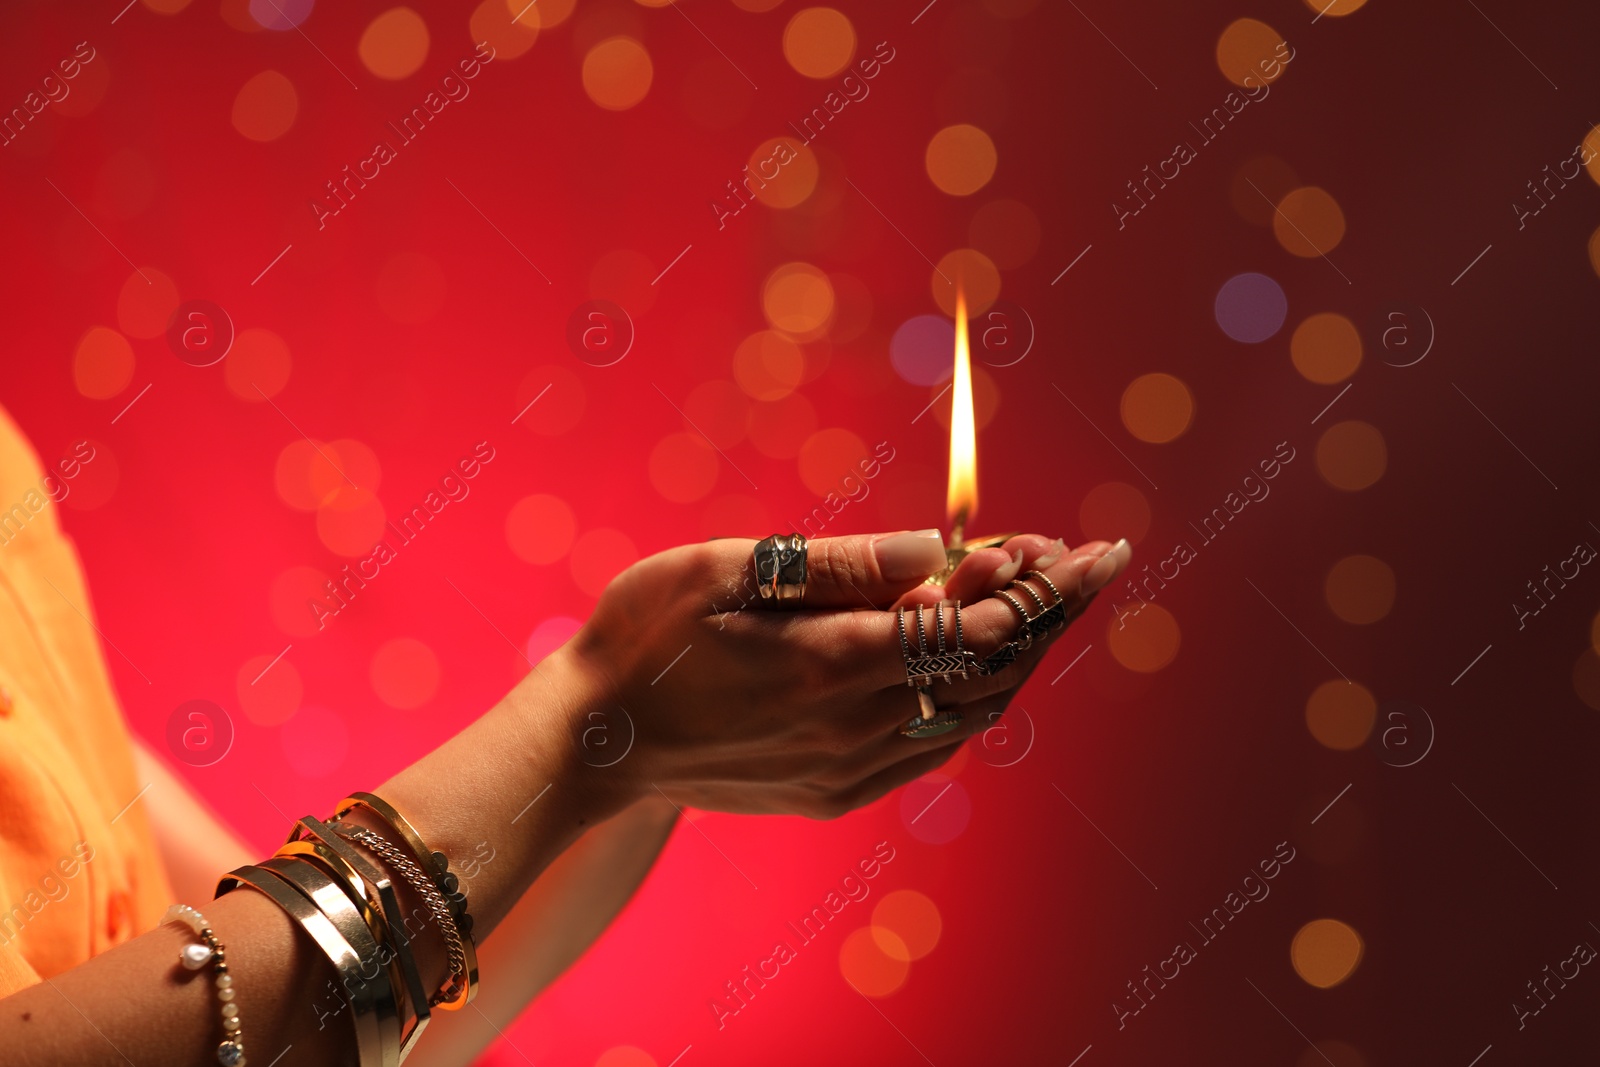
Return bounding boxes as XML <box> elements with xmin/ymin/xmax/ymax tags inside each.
<box><xmin>162</xmin><ymin>904</ymin><xmax>245</xmax><ymax>1067</ymax></box>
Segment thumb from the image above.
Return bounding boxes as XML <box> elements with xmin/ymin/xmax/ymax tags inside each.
<box><xmin>775</xmin><ymin>529</ymin><xmax>948</xmax><ymax>608</ymax></box>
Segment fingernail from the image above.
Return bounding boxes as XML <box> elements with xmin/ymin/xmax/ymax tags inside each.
<box><xmin>993</xmin><ymin>548</ymin><xmax>1024</xmax><ymax>586</ymax></box>
<box><xmin>1035</xmin><ymin>538</ymin><xmax>1067</xmax><ymax>568</ymax></box>
<box><xmin>875</xmin><ymin>529</ymin><xmax>947</xmax><ymax>581</ymax></box>
<box><xmin>1080</xmin><ymin>538</ymin><xmax>1132</xmax><ymax>595</ymax></box>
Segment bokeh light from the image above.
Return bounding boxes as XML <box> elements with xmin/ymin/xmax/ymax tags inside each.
<box><xmin>117</xmin><ymin>267</ymin><xmax>180</xmax><ymax>339</ymax></box>
<box><xmin>783</xmin><ymin>8</ymin><xmax>856</xmax><ymax>79</ymax></box>
<box><xmin>316</xmin><ymin>488</ymin><xmax>387</xmax><ymax>557</ymax></box>
<box><xmin>236</xmin><ymin>654</ymin><xmax>302</xmax><ymax>727</ymax></box>
<box><xmin>1573</xmin><ymin>648</ymin><xmax>1600</xmax><ymax>710</ymax></box>
<box><xmin>1215</xmin><ymin>18</ymin><xmax>1288</xmax><ymax>89</ymax></box>
<box><xmin>1120</xmin><ymin>373</ymin><xmax>1194</xmax><ymax>444</ymax></box>
<box><xmin>1324</xmin><ymin>554</ymin><xmax>1395</xmax><ymax>624</ymax></box>
<box><xmin>1291</xmin><ymin>313</ymin><xmax>1362</xmax><ymax>384</ymax></box>
<box><xmin>931</xmin><ymin>248</ymin><xmax>1000</xmax><ymax>316</ymax></box>
<box><xmin>595</xmin><ymin>1047</ymin><xmax>656</xmax><ymax>1067</ymax></box>
<box><xmin>648</xmin><ymin>433</ymin><xmax>719</xmax><ymax>503</ymax></box>
<box><xmin>838</xmin><ymin>926</ymin><xmax>908</xmax><ymax>997</ymax></box>
<box><xmin>249</xmin><ymin>0</ymin><xmax>312</xmax><ymax>29</ymax></box>
<box><xmin>890</xmin><ymin>314</ymin><xmax>955</xmax><ymax>387</ymax></box>
<box><xmin>1079</xmin><ymin>482</ymin><xmax>1152</xmax><ymax>545</ymax></box>
<box><xmin>370</xmin><ymin>637</ymin><xmax>441</xmax><ymax>709</ymax></box>
<box><xmin>232</xmin><ymin>70</ymin><xmax>298</xmax><ymax>142</ymax></box>
<box><xmin>1214</xmin><ymin>272</ymin><xmax>1286</xmax><ymax>343</ymax></box>
<box><xmin>583</xmin><ymin>37</ymin><xmax>653</xmax><ymax>111</ymax></box>
<box><xmin>73</xmin><ymin>327</ymin><xmax>134</xmax><ymax>400</ymax></box>
<box><xmin>797</xmin><ymin>427</ymin><xmax>868</xmax><ymax>496</ymax></box>
<box><xmin>1316</xmin><ymin>420</ymin><xmax>1387</xmax><ymax>491</ymax></box>
<box><xmin>1231</xmin><ymin>155</ymin><xmax>1298</xmax><ymax>226</ymax></box>
<box><xmin>570</xmin><ymin>528</ymin><xmax>639</xmax><ymax>597</ymax></box>
<box><xmin>746</xmin><ymin>137</ymin><xmax>819</xmax><ymax>208</ymax></box>
<box><xmin>1107</xmin><ymin>603</ymin><xmax>1180</xmax><ymax>673</ymax></box>
<box><xmin>506</xmin><ymin>494</ymin><xmax>577</xmax><ymax>565</ymax></box>
<box><xmin>589</xmin><ymin>249</ymin><xmax>659</xmax><ymax>317</ymax></box>
<box><xmin>733</xmin><ymin>330</ymin><xmax>805</xmax><ymax>401</ymax></box>
<box><xmin>516</xmin><ymin>368</ymin><xmax>585</xmax><ymax>437</ymax></box>
<box><xmin>1274</xmin><ymin>187</ymin><xmax>1347</xmax><ymax>258</ymax></box>
<box><xmin>1291</xmin><ymin>919</ymin><xmax>1364</xmax><ymax>988</ymax></box>
<box><xmin>358</xmin><ymin>7</ymin><xmax>430</xmax><ymax>80</ymax></box>
<box><xmin>871</xmin><ymin>890</ymin><xmax>941</xmax><ymax>961</ymax></box>
<box><xmin>142</xmin><ymin>0</ymin><xmax>193</xmax><ymax>12</ymax></box>
<box><xmin>763</xmin><ymin>262</ymin><xmax>834</xmax><ymax>340</ymax></box>
<box><xmin>469</xmin><ymin>0</ymin><xmax>540</xmax><ymax>61</ymax></box>
<box><xmin>1304</xmin><ymin>0</ymin><xmax>1367</xmax><ymax>15</ymax></box>
<box><xmin>925</xmin><ymin>124</ymin><xmax>998</xmax><ymax>197</ymax></box>
<box><xmin>682</xmin><ymin>380</ymin><xmax>752</xmax><ymax>449</ymax></box>
<box><xmin>224</xmin><ymin>327</ymin><xmax>293</xmax><ymax>401</ymax></box>
<box><xmin>1305</xmin><ymin>679</ymin><xmax>1376</xmax><ymax>750</ymax></box>
<box><xmin>527</xmin><ymin>616</ymin><xmax>582</xmax><ymax>665</ymax></box>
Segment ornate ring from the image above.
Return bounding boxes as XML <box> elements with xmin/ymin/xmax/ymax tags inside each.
<box><xmin>900</xmin><ymin>709</ymin><xmax>964</xmax><ymax>738</ymax></box>
<box><xmin>898</xmin><ymin>603</ymin><xmax>980</xmax><ymax>686</ymax></box>
<box><xmin>753</xmin><ymin>533</ymin><xmax>807</xmax><ymax>604</ymax></box>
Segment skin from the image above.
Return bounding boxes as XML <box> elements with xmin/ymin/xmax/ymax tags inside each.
<box><xmin>3</xmin><ymin>530</ymin><xmax>1126</xmax><ymax>1066</ymax></box>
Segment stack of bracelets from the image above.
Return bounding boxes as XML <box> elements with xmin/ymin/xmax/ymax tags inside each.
<box><xmin>169</xmin><ymin>791</ymin><xmax>479</xmax><ymax>1067</ymax></box>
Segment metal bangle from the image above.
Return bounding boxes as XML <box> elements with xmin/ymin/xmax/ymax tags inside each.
<box><xmin>217</xmin><ymin>865</ymin><xmax>396</xmax><ymax>1067</ymax></box>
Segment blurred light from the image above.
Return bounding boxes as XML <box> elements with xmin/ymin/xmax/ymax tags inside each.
<box><xmin>1079</xmin><ymin>482</ymin><xmax>1151</xmax><ymax>545</ymax></box>
<box><xmin>1214</xmin><ymin>272</ymin><xmax>1287</xmax><ymax>343</ymax></box>
<box><xmin>470</xmin><ymin>0</ymin><xmax>540</xmax><ymax>61</ymax></box>
<box><xmin>1325</xmin><ymin>554</ymin><xmax>1395</xmax><ymax>624</ymax></box>
<box><xmin>783</xmin><ymin>7</ymin><xmax>856</xmax><ymax>79</ymax></box>
<box><xmin>506</xmin><ymin>494</ymin><xmax>577</xmax><ymax>564</ymax></box>
<box><xmin>270</xmin><ymin>566</ymin><xmax>333</xmax><ymax>636</ymax></box>
<box><xmin>1305</xmin><ymin>679</ymin><xmax>1376</xmax><ymax>750</ymax></box>
<box><xmin>1120</xmin><ymin>373</ymin><xmax>1194</xmax><ymax>444</ymax></box>
<box><xmin>359</xmin><ymin>7</ymin><xmax>430</xmax><ymax>80</ymax></box>
<box><xmin>530</xmin><ymin>0</ymin><xmax>575</xmax><ymax>26</ymax></box>
<box><xmin>1298</xmin><ymin>1041</ymin><xmax>1366</xmax><ymax>1067</ymax></box>
<box><xmin>73</xmin><ymin>327</ymin><xmax>134</xmax><ymax>400</ymax></box>
<box><xmin>763</xmin><ymin>262</ymin><xmax>834</xmax><ymax>340</ymax></box>
<box><xmin>1586</xmin><ymin>126</ymin><xmax>1600</xmax><ymax>187</ymax></box>
<box><xmin>316</xmin><ymin>489</ymin><xmax>386</xmax><ymax>558</ymax></box>
<box><xmin>236</xmin><ymin>654</ymin><xmax>302</xmax><ymax>727</ymax></box>
<box><xmin>370</xmin><ymin>637</ymin><xmax>441</xmax><ymax>709</ymax></box>
<box><xmin>925</xmin><ymin>124</ymin><xmax>998</xmax><ymax>196</ymax></box>
<box><xmin>117</xmin><ymin>267</ymin><xmax>180</xmax><ymax>339</ymax></box>
<box><xmin>222</xmin><ymin>0</ymin><xmax>264</xmax><ymax>32</ymax></box>
<box><xmin>968</xmin><ymin>198</ymin><xmax>1040</xmax><ymax>269</ymax></box>
<box><xmin>1291</xmin><ymin>313</ymin><xmax>1362</xmax><ymax>384</ymax></box>
<box><xmin>376</xmin><ymin>251</ymin><xmax>446</xmax><ymax>324</ymax></box>
<box><xmin>838</xmin><ymin>926</ymin><xmax>908</xmax><ymax>997</ymax></box>
<box><xmin>1231</xmin><ymin>155</ymin><xmax>1299</xmax><ymax>226</ymax></box>
<box><xmin>1574</xmin><ymin>648</ymin><xmax>1600</xmax><ymax>710</ymax></box>
<box><xmin>746</xmin><ymin>136</ymin><xmax>819</xmax><ymax>209</ymax></box>
<box><xmin>899</xmin><ymin>773</ymin><xmax>970</xmax><ymax>844</ymax></box>
<box><xmin>797</xmin><ymin>427</ymin><xmax>868</xmax><ymax>496</ymax></box>
<box><xmin>1107</xmin><ymin>602</ymin><xmax>1180</xmax><ymax>672</ymax></box>
<box><xmin>1215</xmin><ymin>18</ymin><xmax>1288</xmax><ymax>89</ymax></box>
<box><xmin>225</xmin><ymin>327</ymin><xmax>293</xmax><ymax>401</ymax></box>
<box><xmin>1274</xmin><ymin>187</ymin><xmax>1347</xmax><ymax>258</ymax></box>
<box><xmin>1588</xmin><ymin>223</ymin><xmax>1600</xmax><ymax>280</ymax></box>
<box><xmin>649</xmin><ymin>433</ymin><xmax>719</xmax><ymax>503</ymax></box>
<box><xmin>1316</xmin><ymin>420</ymin><xmax>1386</xmax><ymax>491</ymax></box>
<box><xmin>733</xmin><ymin>330</ymin><xmax>805</xmax><ymax>401</ymax></box>
<box><xmin>732</xmin><ymin>0</ymin><xmax>784</xmax><ymax>9</ymax></box>
<box><xmin>52</xmin><ymin>54</ymin><xmax>109</xmax><ymax>118</ymax></box>
<box><xmin>890</xmin><ymin>314</ymin><xmax>955</xmax><ymax>387</ymax></box>
<box><xmin>747</xmin><ymin>393</ymin><xmax>817</xmax><ymax>458</ymax></box>
<box><xmin>275</xmin><ymin>441</ymin><xmax>326</xmax><ymax>511</ymax></box>
<box><xmin>583</xmin><ymin>37</ymin><xmax>653</xmax><ymax>110</ymax></box>
<box><xmin>683</xmin><ymin>380</ymin><xmax>752</xmax><ymax>449</ymax></box>
<box><xmin>570</xmin><ymin>528</ymin><xmax>639</xmax><ymax>597</ymax></box>
<box><xmin>310</xmin><ymin>439</ymin><xmax>381</xmax><ymax>502</ymax></box>
<box><xmin>871</xmin><ymin>890</ymin><xmax>941</xmax><ymax>961</ymax></box>
<box><xmin>1291</xmin><ymin>919</ymin><xmax>1364</xmax><ymax>988</ymax></box>
<box><xmin>931</xmin><ymin>248</ymin><xmax>999</xmax><ymax>317</ymax></box>
<box><xmin>527</xmin><ymin>616</ymin><xmax>582</xmax><ymax>665</ymax></box>
<box><xmin>142</xmin><ymin>0</ymin><xmax>193</xmax><ymax>12</ymax></box>
<box><xmin>280</xmin><ymin>706</ymin><xmax>349</xmax><ymax>778</ymax></box>
<box><xmin>1302</xmin><ymin>0</ymin><xmax>1367</xmax><ymax>15</ymax></box>
<box><xmin>249</xmin><ymin>0</ymin><xmax>312</xmax><ymax>30</ymax></box>
<box><xmin>595</xmin><ymin>1047</ymin><xmax>656</xmax><ymax>1067</ymax></box>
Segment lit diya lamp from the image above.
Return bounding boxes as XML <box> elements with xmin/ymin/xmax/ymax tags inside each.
<box><xmin>928</xmin><ymin>287</ymin><xmax>1016</xmax><ymax>586</ymax></box>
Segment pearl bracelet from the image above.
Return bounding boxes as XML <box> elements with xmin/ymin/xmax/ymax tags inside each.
<box><xmin>163</xmin><ymin>903</ymin><xmax>245</xmax><ymax>1066</ymax></box>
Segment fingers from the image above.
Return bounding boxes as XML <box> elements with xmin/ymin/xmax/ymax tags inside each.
<box><xmin>744</xmin><ymin>529</ymin><xmax>949</xmax><ymax>610</ymax></box>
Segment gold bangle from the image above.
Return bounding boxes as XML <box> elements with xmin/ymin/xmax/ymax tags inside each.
<box><xmin>216</xmin><ymin>864</ymin><xmax>398</xmax><ymax>1067</ymax></box>
<box><xmin>272</xmin><ymin>839</ymin><xmax>432</xmax><ymax>1058</ymax></box>
<box><xmin>332</xmin><ymin>793</ymin><xmax>480</xmax><ymax>1009</ymax></box>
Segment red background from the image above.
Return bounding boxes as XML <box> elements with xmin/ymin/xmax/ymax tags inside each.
<box><xmin>3</xmin><ymin>0</ymin><xmax>1599</xmax><ymax>1063</ymax></box>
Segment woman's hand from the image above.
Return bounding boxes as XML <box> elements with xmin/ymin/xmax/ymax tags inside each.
<box><xmin>545</xmin><ymin>529</ymin><xmax>1130</xmax><ymax>820</ymax></box>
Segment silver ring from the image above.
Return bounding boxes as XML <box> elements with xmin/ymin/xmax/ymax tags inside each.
<box><xmin>898</xmin><ymin>605</ymin><xmax>979</xmax><ymax>686</ymax></box>
<box><xmin>753</xmin><ymin>533</ymin><xmax>807</xmax><ymax>604</ymax></box>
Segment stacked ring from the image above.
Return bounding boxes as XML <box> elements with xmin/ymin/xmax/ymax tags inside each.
<box><xmin>977</xmin><ymin>572</ymin><xmax>1070</xmax><ymax>676</ymax></box>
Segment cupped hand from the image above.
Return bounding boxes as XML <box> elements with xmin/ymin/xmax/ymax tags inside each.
<box><xmin>547</xmin><ymin>529</ymin><xmax>1130</xmax><ymax>820</ymax></box>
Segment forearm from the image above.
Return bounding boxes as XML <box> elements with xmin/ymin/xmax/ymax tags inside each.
<box><xmin>402</xmin><ymin>797</ymin><xmax>679</xmax><ymax>1067</ymax></box>
<box><xmin>7</xmin><ymin>651</ymin><xmax>620</xmax><ymax>1067</ymax></box>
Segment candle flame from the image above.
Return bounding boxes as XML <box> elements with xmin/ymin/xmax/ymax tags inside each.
<box><xmin>946</xmin><ymin>285</ymin><xmax>978</xmax><ymax>530</ymax></box>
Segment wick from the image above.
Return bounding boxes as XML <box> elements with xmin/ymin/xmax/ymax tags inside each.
<box><xmin>948</xmin><ymin>507</ymin><xmax>968</xmax><ymax>553</ymax></box>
